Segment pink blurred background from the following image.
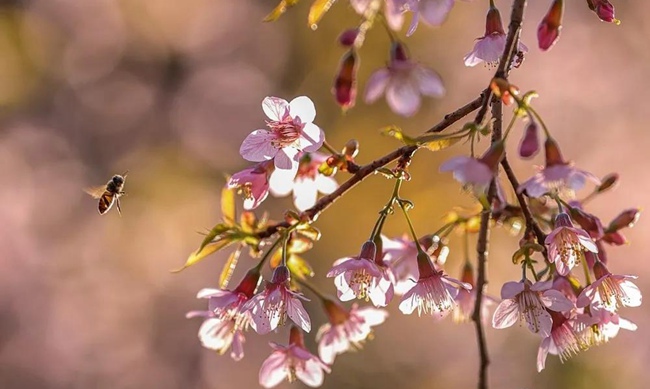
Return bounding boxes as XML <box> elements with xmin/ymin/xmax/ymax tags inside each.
<box><xmin>0</xmin><ymin>1</ymin><xmax>646</xmax><ymax>388</ymax></box>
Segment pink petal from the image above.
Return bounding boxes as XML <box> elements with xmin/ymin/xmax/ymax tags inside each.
<box><xmin>296</xmin><ymin>358</ymin><xmax>328</xmax><ymax>387</ymax></box>
<box><xmin>618</xmin><ymin>317</ymin><xmax>638</xmax><ymax>331</ymax></box>
<box><xmin>356</xmin><ymin>306</ymin><xmax>389</xmax><ymax>326</ymax></box>
<box><xmin>299</xmin><ymin>123</ymin><xmax>324</xmax><ymax>152</ymax></box>
<box><xmin>384</xmin><ymin>0</ymin><xmax>406</xmax><ymax>30</ymax></box>
<box><xmin>274</xmin><ymin>148</ymin><xmax>298</xmax><ymax>170</ymax></box>
<box><xmin>386</xmin><ymin>78</ymin><xmax>421</xmax><ymax>117</ymax></box>
<box><xmin>501</xmin><ymin>281</ymin><xmax>525</xmax><ymax>299</ymax></box>
<box><xmin>289</xmin><ymin>96</ymin><xmax>316</xmax><ymax>124</ymax></box>
<box><xmin>315</xmin><ymin>175</ymin><xmax>338</xmax><ymax>194</ymax></box>
<box><xmin>419</xmin><ymin>0</ymin><xmax>455</xmax><ymax>27</ymax></box>
<box><xmin>269</xmin><ymin>167</ymin><xmax>297</xmax><ymax>197</ymax></box>
<box><xmin>287</xmin><ymin>298</ymin><xmax>312</xmax><ymax>332</ymax></box>
<box><xmin>231</xmin><ymin>331</ymin><xmax>245</xmax><ymax>361</ymax></box>
<box><xmin>577</xmin><ymin>231</ymin><xmax>599</xmax><ymax>253</ymax></box>
<box><xmin>262</xmin><ymin>96</ymin><xmax>289</xmax><ymax>121</ymax></box>
<box><xmin>293</xmin><ymin>179</ymin><xmax>319</xmax><ymax>211</ymax></box>
<box><xmin>398</xmin><ymin>286</ymin><xmax>418</xmax><ymax>314</ymax></box>
<box><xmin>369</xmin><ymin>275</ymin><xmax>394</xmax><ymax>307</ymax></box>
<box><xmin>240</xmin><ymin>130</ymin><xmax>277</xmax><ymax>162</ymax></box>
<box><xmin>259</xmin><ymin>351</ymin><xmax>289</xmax><ymax>388</ymax></box>
<box><xmin>524</xmin><ymin>308</ymin><xmax>552</xmax><ymax>337</ymax></box>
<box><xmin>530</xmin><ymin>280</ymin><xmax>553</xmax><ymax>292</ymax></box>
<box><xmin>364</xmin><ymin>68</ymin><xmax>390</xmax><ymax>104</ymax></box>
<box><xmin>541</xmin><ymin>289</ymin><xmax>574</xmax><ymax>312</ymax></box>
<box><xmin>414</xmin><ymin>66</ymin><xmax>445</xmax><ymax>97</ymax></box>
<box><xmin>492</xmin><ymin>299</ymin><xmax>519</xmax><ymax>329</ymax></box>
<box><xmin>536</xmin><ymin>337</ymin><xmax>551</xmax><ymax>372</ymax></box>
<box><xmin>620</xmin><ymin>280</ymin><xmax>642</xmax><ymax>307</ymax></box>
<box><xmin>576</xmin><ymin>283</ymin><xmax>598</xmax><ymax>308</ymax></box>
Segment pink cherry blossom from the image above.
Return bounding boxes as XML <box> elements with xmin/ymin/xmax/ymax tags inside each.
<box><xmin>242</xmin><ymin>266</ymin><xmax>312</xmax><ymax>334</ymax></box>
<box><xmin>316</xmin><ymin>300</ymin><xmax>388</xmax><ymax>364</ymax></box>
<box><xmin>350</xmin><ymin>0</ymin><xmax>407</xmax><ymax>31</ymax></box>
<box><xmin>450</xmin><ymin>263</ymin><xmax>495</xmax><ymax>324</ymax></box>
<box><xmin>545</xmin><ymin>213</ymin><xmax>598</xmax><ymax>276</ymax></box>
<box><xmin>576</xmin><ymin>261</ymin><xmax>642</xmax><ymax>311</ymax></box>
<box><xmin>536</xmin><ymin>311</ymin><xmax>582</xmax><ymax>372</ymax></box>
<box><xmin>405</xmin><ymin>0</ymin><xmax>456</xmax><ymax>36</ymax></box>
<box><xmin>464</xmin><ymin>4</ymin><xmax>528</xmax><ymax>67</ymax></box>
<box><xmin>518</xmin><ymin>163</ymin><xmax>600</xmax><ymax>198</ymax></box>
<box><xmin>259</xmin><ymin>326</ymin><xmax>330</xmax><ymax>388</ymax></box>
<box><xmin>364</xmin><ymin>42</ymin><xmax>444</xmax><ymax>117</ymax></box>
<box><xmin>269</xmin><ymin>152</ymin><xmax>338</xmax><ymax>211</ymax></box>
<box><xmin>399</xmin><ymin>251</ymin><xmax>471</xmax><ymax>318</ymax></box>
<box><xmin>326</xmin><ymin>241</ymin><xmax>395</xmax><ymax>307</ymax></box>
<box><xmin>227</xmin><ymin>160</ymin><xmax>274</xmax><ymax>210</ymax></box>
<box><xmin>240</xmin><ymin>96</ymin><xmax>324</xmax><ymax>170</ymax></box>
<box><xmin>574</xmin><ymin>304</ymin><xmax>637</xmax><ymax>347</ymax></box>
<box><xmin>492</xmin><ymin>279</ymin><xmax>573</xmax><ymax>337</ymax></box>
<box><xmin>439</xmin><ymin>141</ymin><xmax>504</xmax><ymax>196</ymax></box>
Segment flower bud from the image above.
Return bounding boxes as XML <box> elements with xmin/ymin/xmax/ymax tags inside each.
<box><xmin>289</xmin><ymin>325</ymin><xmax>306</xmax><ymax>347</ymax></box>
<box><xmin>544</xmin><ymin>137</ymin><xmax>566</xmax><ymax>166</ymax></box>
<box><xmin>233</xmin><ymin>266</ymin><xmax>262</xmax><ymax>298</ymax></box>
<box><xmin>538</xmin><ymin>0</ymin><xmax>564</xmax><ymax>51</ymax></box>
<box><xmin>489</xmin><ymin>77</ymin><xmax>518</xmax><ymax>105</ymax></box>
<box><xmin>596</xmin><ymin>173</ymin><xmax>619</xmax><ymax>193</ymax></box>
<box><xmin>519</xmin><ymin>121</ymin><xmax>540</xmax><ymax>159</ymax></box>
<box><xmin>338</xmin><ymin>28</ymin><xmax>360</xmax><ymax>47</ymax></box>
<box><xmin>602</xmin><ymin>231</ymin><xmax>627</xmax><ymax>246</ymax></box>
<box><xmin>587</xmin><ymin>0</ymin><xmax>619</xmax><ymax>24</ymax></box>
<box><xmin>568</xmin><ymin>207</ymin><xmax>603</xmax><ymax>238</ymax></box>
<box><xmin>333</xmin><ymin>50</ymin><xmax>358</xmax><ymax>111</ymax></box>
<box><xmin>485</xmin><ymin>3</ymin><xmax>505</xmax><ymax>36</ymax></box>
<box><xmin>343</xmin><ymin>139</ymin><xmax>359</xmax><ymax>158</ymax></box>
<box><xmin>323</xmin><ymin>298</ymin><xmax>350</xmax><ymax>325</ymax></box>
<box><xmin>607</xmin><ymin>208</ymin><xmax>641</xmax><ymax>231</ymax></box>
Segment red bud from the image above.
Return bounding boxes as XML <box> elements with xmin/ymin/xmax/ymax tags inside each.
<box><xmin>538</xmin><ymin>0</ymin><xmax>564</xmax><ymax>51</ymax></box>
<box><xmin>519</xmin><ymin>121</ymin><xmax>540</xmax><ymax>158</ymax></box>
<box><xmin>338</xmin><ymin>28</ymin><xmax>360</xmax><ymax>47</ymax></box>
<box><xmin>333</xmin><ymin>50</ymin><xmax>358</xmax><ymax>110</ymax></box>
<box><xmin>607</xmin><ymin>208</ymin><xmax>641</xmax><ymax>231</ymax></box>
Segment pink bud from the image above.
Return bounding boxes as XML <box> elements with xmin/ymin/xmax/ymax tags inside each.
<box><xmin>518</xmin><ymin>121</ymin><xmax>540</xmax><ymax>158</ymax></box>
<box><xmin>332</xmin><ymin>50</ymin><xmax>358</xmax><ymax>111</ymax></box>
<box><xmin>538</xmin><ymin>0</ymin><xmax>563</xmax><ymax>51</ymax></box>
<box><xmin>607</xmin><ymin>208</ymin><xmax>641</xmax><ymax>231</ymax></box>
<box><xmin>597</xmin><ymin>173</ymin><xmax>619</xmax><ymax>193</ymax></box>
<box><xmin>587</xmin><ymin>0</ymin><xmax>618</xmax><ymax>24</ymax></box>
<box><xmin>338</xmin><ymin>28</ymin><xmax>360</xmax><ymax>47</ymax></box>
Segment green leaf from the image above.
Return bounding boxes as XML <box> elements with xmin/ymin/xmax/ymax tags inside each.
<box><xmin>221</xmin><ymin>186</ymin><xmax>236</xmax><ymax>225</ymax></box>
<box><xmin>421</xmin><ymin>136</ymin><xmax>461</xmax><ymax>151</ymax></box>
<box><xmin>172</xmin><ymin>238</ymin><xmax>233</xmax><ymax>273</ymax></box>
<box><xmin>288</xmin><ymin>254</ymin><xmax>314</xmax><ymax>278</ymax></box>
<box><xmin>380</xmin><ymin>126</ymin><xmax>417</xmax><ymax>145</ymax></box>
<box><xmin>219</xmin><ymin>245</ymin><xmax>242</xmax><ymax>289</ymax></box>
<box><xmin>198</xmin><ymin>223</ymin><xmax>232</xmax><ymax>252</ymax></box>
<box><xmin>308</xmin><ymin>0</ymin><xmax>337</xmax><ymax>29</ymax></box>
<box><xmin>295</xmin><ymin>224</ymin><xmax>321</xmax><ymax>241</ymax></box>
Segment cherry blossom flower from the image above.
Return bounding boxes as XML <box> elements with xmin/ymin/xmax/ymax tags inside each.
<box><xmin>536</xmin><ymin>311</ymin><xmax>583</xmax><ymax>372</ymax></box>
<box><xmin>242</xmin><ymin>265</ymin><xmax>312</xmax><ymax>334</ymax></box>
<box><xmin>576</xmin><ymin>261</ymin><xmax>642</xmax><ymax>311</ymax></box>
<box><xmin>545</xmin><ymin>213</ymin><xmax>598</xmax><ymax>276</ymax></box>
<box><xmin>350</xmin><ymin>0</ymin><xmax>407</xmax><ymax>31</ymax></box>
<box><xmin>492</xmin><ymin>279</ymin><xmax>573</xmax><ymax>337</ymax></box>
<box><xmin>439</xmin><ymin>141</ymin><xmax>504</xmax><ymax>196</ymax></box>
<box><xmin>405</xmin><ymin>0</ymin><xmax>456</xmax><ymax>36</ymax></box>
<box><xmin>464</xmin><ymin>3</ymin><xmax>528</xmax><ymax>67</ymax></box>
<box><xmin>399</xmin><ymin>251</ymin><xmax>471</xmax><ymax>318</ymax></box>
<box><xmin>227</xmin><ymin>160</ymin><xmax>275</xmax><ymax>210</ymax></box>
<box><xmin>186</xmin><ymin>313</ymin><xmax>246</xmax><ymax>361</ymax></box>
<box><xmin>269</xmin><ymin>152</ymin><xmax>338</xmax><ymax>211</ymax></box>
<box><xmin>326</xmin><ymin>240</ymin><xmax>395</xmax><ymax>307</ymax></box>
<box><xmin>518</xmin><ymin>138</ymin><xmax>600</xmax><ymax>198</ymax></box>
<box><xmin>259</xmin><ymin>326</ymin><xmax>330</xmax><ymax>388</ymax></box>
<box><xmin>364</xmin><ymin>42</ymin><xmax>444</xmax><ymax>117</ymax></box>
<box><xmin>240</xmin><ymin>96</ymin><xmax>324</xmax><ymax>170</ymax></box>
<box><xmin>316</xmin><ymin>299</ymin><xmax>388</xmax><ymax>364</ymax></box>
<box><xmin>575</xmin><ymin>304</ymin><xmax>637</xmax><ymax>347</ymax></box>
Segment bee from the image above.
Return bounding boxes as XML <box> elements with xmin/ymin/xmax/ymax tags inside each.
<box><xmin>85</xmin><ymin>172</ymin><xmax>128</xmax><ymax>215</ymax></box>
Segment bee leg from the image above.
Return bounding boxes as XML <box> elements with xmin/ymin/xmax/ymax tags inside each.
<box><xmin>120</xmin><ymin>191</ymin><xmax>127</xmax><ymax>197</ymax></box>
<box><xmin>116</xmin><ymin>198</ymin><xmax>122</xmax><ymax>216</ymax></box>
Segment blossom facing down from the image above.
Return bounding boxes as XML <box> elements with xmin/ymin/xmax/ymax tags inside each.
<box><xmin>536</xmin><ymin>311</ymin><xmax>583</xmax><ymax>372</ymax></box>
<box><xmin>269</xmin><ymin>152</ymin><xmax>338</xmax><ymax>211</ymax></box>
<box><xmin>576</xmin><ymin>261</ymin><xmax>642</xmax><ymax>311</ymax></box>
<box><xmin>439</xmin><ymin>141</ymin><xmax>504</xmax><ymax>196</ymax></box>
<box><xmin>350</xmin><ymin>0</ymin><xmax>407</xmax><ymax>31</ymax></box>
<box><xmin>364</xmin><ymin>42</ymin><xmax>444</xmax><ymax>117</ymax></box>
<box><xmin>187</xmin><ymin>314</ymin><xmax>246</xmax><ymax>361</ymax></box>
<box><xmin>227</xmin><ymin>160</ymin><xmax>275</xmax><ymax>210</ymax></box>
<box><xmin>326</xmin><ymin>241</ymin><xmax>395</xmax><ymax>307</ymax></box>
<box><xmin>464</xmin><ymin>5</ymin><xmax>528</xmax><ymax>67</ymax></box>
<box><xmin>545</xmin><ymin>213</ymin><xmax>599</xmax><ymax>276</ymax></box>
<box><xmin>492</xmin><ymin>280</ymin><xmax>573</xmax><ymax>337</ymax></box>
<box><xmin>259</xmin><ymin>326</ymin><xmax>330</xmax><ymax>388</ymax></box>
<box><xmin>381</xmin><ymin>234</ymin><xmax>431</xmax><ymax>295</ymax></box>
<box><xmin>242</xmin><ymin>266</ymin><xmax>312</xmax><ymax>334</ymax></box>
<box><xmin>240</xmin><ymin>96</ymin><xmax>325</xmax><ymax>170</ymax></box>
<box><xmin>405</xmin><ymin>0</ymin><xmax>456</xmax><ymax>36</ymax></box>
<box><xmin>575</xmin><ymin>304</ymin><xmax>637</xmax><ymax>347</ymax></box>
<box><xmin>399</xmin><ymin>251</ymin><xmax>471</xmax><ymax>318</ymax></box>
<box><xmin>316</xmin><ymin>300</ymin><xmax>388</xmax><ymax>364</ymax></box>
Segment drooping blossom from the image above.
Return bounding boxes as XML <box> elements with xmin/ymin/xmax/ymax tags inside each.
<box><xmin>439</xmin><ymin>141</ymin><xmax>504</xmax><ymax>196</ymax></box>
<box><xmin>240</xmin><ymin>96</ymin><xmax>324</xmax><ymax>170</ymax></box>
<box><xmin>464</xmin><ymin>2</ymin><xmax>528</xmax><ymax>67</ymax></box>
<box><xmin>404</xmin><ymin>0</ymin><xmax>456</xmax><ymax>36</ymax></box>
<box><xmin>536</xmin><ymin>311</ymin><xmax>583</xmax><ymax>372</ymax></box>
<box><xmin>450</xmin><ymin>262</ymin><xmax>495</xmax><ymax>324</ymax></box>
<box><xmin>269</xmin><ymin>152</ymin><xmax>338</xmax><ymax>211</ymax></box>
<box><xmin>326</xmin><ymin>240</ymin><xmax>395</xmax><ymax>307</ymax></box>
<box><xmin>574</xmin><ymin>304</ymin><xmax>637</xmax><ymax>348</ymax></box>
<box><xmin>364</xmin><ymin>41</ymin><xmax>445</xmax><ymax>117</ymax></box>
<box><xmin>242</xmin><ymin>265</ymin><xmax>312</xmax><ymax>334</ymax></box>
<box><xmin>186</xmin><ymin>313</ymin><xmax>246</xmax><ymax>361</ymax></box>
<box><xmin>316</xmin><ymin>299</ymin><xmax>388</xmax><ymax>364</ymax></box>
<box><xmin>537</xmin><ymin>0</ymin><xmax>564</xmax><ymax>51</ymax></box>
<box><xmin>381</xmin><ymin>234</ymin><xmax>437</xmax><ymax>295</ymax></box>
<box><xmin>518</xmin><ymin>137</ymin><xmax>600</xmax><ymax>198</ymax></box>
<box><xmin>399</xmin><ymin>251</ymin><xmax>471</xmax><ymax>318</ymax></box>
<box><xmin>576</xmin><ymin>260</ymin><xmax>642</xmax><ymax>311</ymax></box>
<box><xmin>350</xmin><ymin>0</ymin><xmax>407</xmax><ymax>31</ymax></box>
<box><xmin>492</xmin><ymin>279</ymin><xmax>573</xmax><ymax>337</ymax></box>
<box><xmin>259</xmin><ymin>326</ymin><xmax>330</xmax><ymax>388</ymax></box>
<box><xmin>545</xmin><ymin>213</ymin><xmax>598</xmax><ymax>276</ymax></box>
<box><xmin>227</xmin><ymin>160</ymin><xmax>275</xmax><ymax>210</ymax></box>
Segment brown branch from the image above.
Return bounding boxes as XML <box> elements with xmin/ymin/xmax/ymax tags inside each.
<box><xmin>471</xmin><ymin>1</ymin><xmax>528</xmax><ymax>389</ymax></box>
<box><xmin>255</xmin><ymin>94</ymin><xmax>485</xmax><ymax>240</ymax></box>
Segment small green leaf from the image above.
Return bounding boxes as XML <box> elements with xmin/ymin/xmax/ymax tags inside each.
<box><xmin>380</xmin><ymin>126</ymin><xmax>417</xmax><ymax>145</ymax></box>
<box><xmin>421</xmin><ymin>136</ymin><xmax>461</xmax><ymax>151</ymax></box>
<box><xmin>199</xmin><ymin>223</ymin><xmax>231</xmax><ymax>252</ymax></box>
<box><xmin>288</xmin><ymin>254</ymin><xmax>314</xmax><ymax>278</ymax></box>
<box><xmin>219</xmin><ymin>245</ymin><xmax>242</xmax><ymax>289</ymax></box>
<box><xmin>172</xmin><ymin>238</ymin><xmax>233</xmax><ymax>273</ymax></box>
<box><xmin>221</xmin><ymin>186</ymin><xmax>236</xmax><ymax>225</ymax></box>
<box><xmin>308</xmin><ymin>0</ymin><xmax>337</xmax><ymax>29</ymax></box>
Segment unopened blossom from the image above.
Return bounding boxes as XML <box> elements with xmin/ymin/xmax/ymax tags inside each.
<box><xmin>439</xmin><ymin>141</ymin><xmax>504</xmax><ymax>196</ymax></box>
<box><xmin>537</xmin><ymin>0</ymin><xmax>564</xmax><ymax>51</ymax></box>
<box><xmin>269</xmin><ymin>152</ymin><xmax>338</xmax><ymax>211</ymax></box>
<box><xmin>240</xmin><ymin>96</ymin><xmax>324</xmax><ymax>170</ymax></box>
<box><xmin>333</xmin><ymin>50</ymin><xmax>358</xmax><ymax>110</ymax></box>
<box><xmin>451</xmin><ymin>262</ymin><xmax>495</xmax><ymax>324</ymax></box>
<box><xmin>464</xmin><ymin>3</ymin><xmax>528</xmax><ymax>67</ymax></box>
<box><xmin>227</xmin><ymin>160</ymin><xmax>275</xmax><ymax>210</ymax></box>
<box><xmin>259</xmin><ymin>326</ymin><xmax>330</xmax><ymax>388</ymax></box>
<box><xmin>518</xmin><ymin>137</ymin><xmax>600</xmax><ymax>198</ymax></box>
<box><xmin>545</xmin><ymin>213</ymin><xmax>598</xmax><ymax>276</ymax></box>
<box><xmin>326</xmin><ymin>240</ymin><xmax>395</xmax><ymax>307</ymax></box>
<box><xmin>404</xmin><ymin>0</ymin><xmax>456</xmax><ymax>36</ymax></box>
<box><xmin>587</xmin><ymin>0</ymin><xmax>618</xmax><ymax>24</ymax></box>
<box><xmin>575</xmin><ymin>304</ymin><xmax>637</xmax><ymax>347</ymax></box>
<box><xmin>242</xmin><ymin>265</ymin><xmax>312</xmax><ymax>334</ymax></box>
<box><xmin>365</xmin><ymin>41</ymin><xmax>444</xmax><ymax>117</ymax></box>
<box><xmin>399</xmin><ymin>251</ymin><xmax>471</xmax><ymax>318</ymax></box>
<box><xmin>536</xmin><ymin>311</ymin><xmax>583</xmax><ymax>372</ymax></box>
<box><xmin>316</xmin><ymin>299</ymin><xmax>388</xmax><ymax>364</ymax></box>
<box><xmin>576</xmin><ymin>260</ymin><xmax>642</xmax><ymax>311</ymax></box>
<box><xmin>518</xmin><ymin>121</ymin><xmax>540</xmax><ymax>159</ymax></box>
<box><xmin>492</xmin><ymin>279</ymin><xmax>573</xmax><ymax>337</ymax></box>
<box><xmin>350</xmin><ymin>0</ymin><xmax>407</xmax><ymax>31</ymax></box>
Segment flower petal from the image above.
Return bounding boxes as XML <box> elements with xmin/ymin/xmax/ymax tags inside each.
<box><xmin>419</xmin><ymin>0</ymin><xmax>455</xmax><ymax>27</ymax></box>
<box><xmin>287</xmin><ymin>298</ymin><xmax>312</xmax><ymax>332</ymax></box>
<box><xmin>299</xmin><ymin>123</ymin><xmax>324</xmax><ymax>152</ymax></box>
<box><xmin>501</xmin><ymin>281</ymin><xmax>525</xmax><ymax>299</ymax></box>
<box><xmin>274</xmin><ymin>149</ymin><xmax>298</xmax><ymax>170</ymax></box>
<box><xmin>269</xmin><ymin>167</ymin><xmax>298</xmax><ymax>197</ymax></box>
<box><xmin>262</xmin><ymin>97</ymin><xmax>289</xmax><ymax>121</ymax></box>
<box><xmin>386</xmin><ymin>78</ymin><xmax>421</xmax><ymax>117</ymax></box>
<box><xmin>289</xmin><ymin>96</ymin><xmax>316</xmax><ymax>124</ymax></box>
<box><xmin>296</xmin><ymin>358</ymin><xmax>327</xmax><ymax>387</ymax></box>
<box><xmin>541</xmin><ymin>289</ymin><xmax>574</xmax><ymax>312</ymax></box>
<box><xmin>240</xmin><ymin>130</ymin><xmax>277</xmax><ymax>162</ymax></box>
<box><xmin>620</xmin><ymin>280</ymin><xmax>642</xmax><ymax>307</ymax></box>
<box><xmin>414</xmin><ymin>66</ymin><xmax>445</xmax><ymax>97</ymax></box>
<box><xmin>364</xmin><ymin>68</ymin><xmax>390</xmax><ymax>104</ymax></box>
<box><xmin>259</xmin><ymin>350</ymin><xmax>289</xmax><ymax>388</ymax></box>
<box><xmin>536</xmin><ymin>337</ymin><xmax>551</xmax><ymax>372</ymax></box>
<box><xmin>492</xmin><ymin>299</ymin><xmax>519</xmax><ymax>329</ymax></box>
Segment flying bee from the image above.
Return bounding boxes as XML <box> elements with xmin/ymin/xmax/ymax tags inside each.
<box><xmin>84</xmin><ymin>172</ymin><xmax>128</xmax><ymax>215</ymax></box>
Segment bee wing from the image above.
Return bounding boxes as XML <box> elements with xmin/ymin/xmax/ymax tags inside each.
<box><xmin>84</xmin><ymin>186</ymin><xmax>108</xmax><ymax>199</ymax></box>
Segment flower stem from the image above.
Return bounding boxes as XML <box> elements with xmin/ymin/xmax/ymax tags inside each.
<box><xmin>398</xmin><ymin>197</ymin><xmax>425</xmax><ymax>254</ymax></box>
<box><xmin>369</xmin><ymin>178</ymin><xmax>402</xmax><ymax>240</ymax></box>
<box><xmin>257</xmin><ymin>237</ymin><xmax>284</xmax><ymax>270</ymax></box>
<box><xmin>581</xmin><ymin>253</ymin><xmax>593</xmax><ymax>285</ymax></box>
<box><xmin>322</xmin><ymin>140</ymin><xmax>340</xmax><ymax>156</ymax></box>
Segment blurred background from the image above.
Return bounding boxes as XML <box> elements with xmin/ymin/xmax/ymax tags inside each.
<box><xmin>0</xmin><ymin>0</ymin><xmax>647</xmax><ymax>388</ymax></box>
